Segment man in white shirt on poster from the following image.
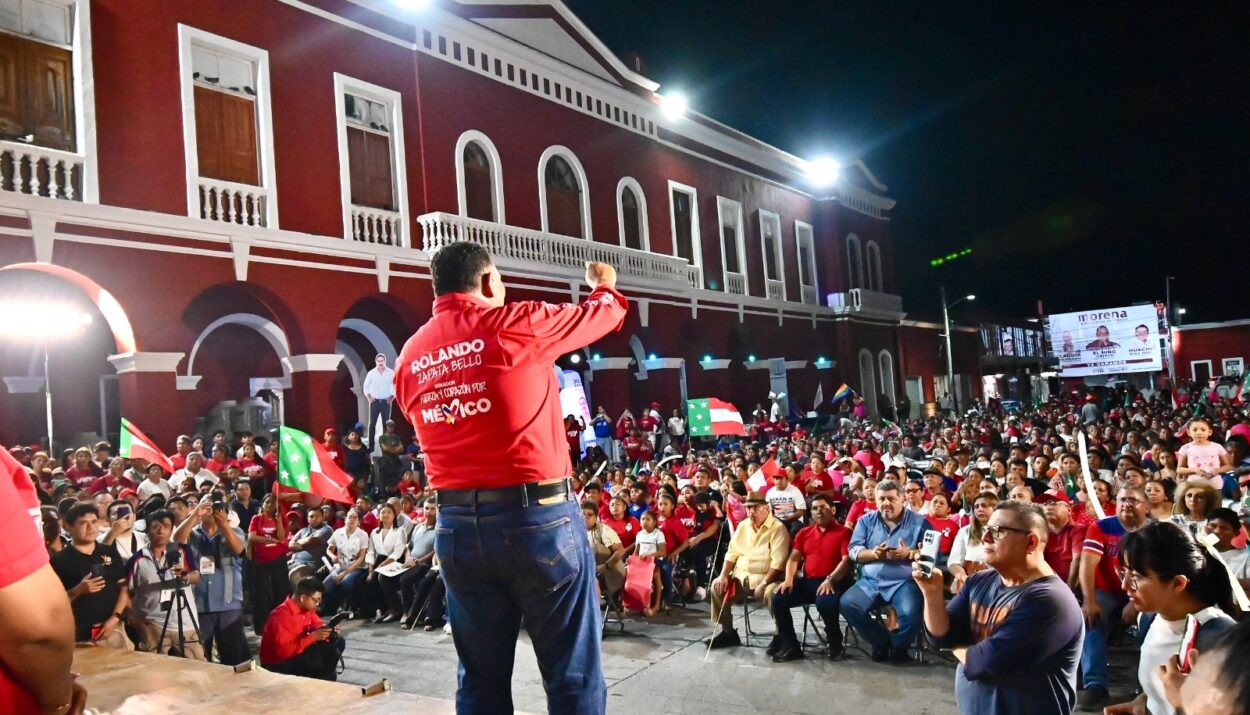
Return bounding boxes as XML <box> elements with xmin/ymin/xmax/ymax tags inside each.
<box><xmin>363</xmin><ymin>354</ymin><xmax>396</xmax><ymax>442</ymax></box>
<box><xmin>767</xmin><ymin>467</ymin><xmax>807</xmax><ymax>536</ymax></box>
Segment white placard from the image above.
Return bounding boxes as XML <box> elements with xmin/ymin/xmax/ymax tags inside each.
<box><xmin>1048</xmin><ymin>304</ymin><xmax>1164</xmax><ymax>377</ymax></box>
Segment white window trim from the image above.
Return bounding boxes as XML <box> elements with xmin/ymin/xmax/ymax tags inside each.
<box><xmin>878</xmin><ymin>349</ymin><xmax>897</xmax><ymax>408</ymax></box>
<box><xmin>614</xmin><ymin>176</ymin><xmax>649</xmax><ymax>252</ymax></box>
<box><xmin>715</xmin><ymin>195</ymin><xmax>747</xmax><ymax>294</ymax></box>
<box><xmin>758</xmin><ymin>209</ymin><xmax>784</xmax><ymax>297</ymax></box>
<box><xmin>794</xmin><ymin>219</ymin><xmax>818</xmax><ymax>294</ymax></box>
<box><xmin>846</xmin><ymin>233</ymin><xmax>863</xmax><ymax>290</ymax></box>
<box><xmin>1190</xmin><ymin>359</ymin><xmax>1212</xmax><ymax>381</ymax></box>
<box><xmin>332</xmin><ymin>73</ymin><xmax>411</xmax><ymax>246</ymax></box>
<box><xmin>866</xmin><ymin>239</ymin><xmax>883</xmax><ymax>292</ymax></box>
<box><xmin>858</xmin><ymin>348</ymin><xmax>877</xmax><ymax>416</ymax></box>
<box><xmin>668</xmin><ymin>179</ymin><xmax>702</xmax><ymax>270</ymax></box>
<box><xmin>537</xmin><ymin>145</ymin><xmax>591</xmax><ymax>239</ymax></box>
<box><xmin>1221</xmin><ymin>357</ymin><xmax>1243</xmax><ymax>375</ymax></box>
<box><xmin>177</xmin><ymin>25</ymin><xmax>279</xmax><ymax>228</ymax></box>
<box><xmin>454</xmin><ymin>129</ymin><xmax>505</xmax><ymax>224</ymax></box>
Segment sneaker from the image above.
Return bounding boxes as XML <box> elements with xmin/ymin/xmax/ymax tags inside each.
<box><xmin>825</xmin><ymin>641</ymin><xmax>844</xmax><ymax>661</ymax></box>
<box><xmin>1076</xmin><ymin>686</ymin><xmax>1109</xmax><ymax>712</ymax></box>
<box><xmin>771</xmin><ymin>642</ymin><xmax>805</xmax><ymax>663</ymax></box>
<box><xmin>707</xmin><ymin>629</ymin><xmax>742</xmax><ymax>649</ymax></box>
<box><xmin>443</xmin><ymin>622</ymin><xmax>452</xmax><ymax>635</ymax></box>
<box><xmin>694</xmin><ymin>587</ymin><xmax>708</xmax><ymax>602</ymax></box>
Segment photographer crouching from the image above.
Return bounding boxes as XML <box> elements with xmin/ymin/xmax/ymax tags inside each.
<box><xmin>260</xmin><ymin>576</ymin><xmax>346</xmax><ymax>681</ymax></box>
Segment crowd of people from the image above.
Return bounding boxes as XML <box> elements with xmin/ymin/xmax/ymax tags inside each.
<box><xmin>9</xmin><ymin>377</ymin><xmax>1250</xmax><ymax>713</ymax></box>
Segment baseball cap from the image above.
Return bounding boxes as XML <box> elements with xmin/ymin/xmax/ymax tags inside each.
<box><xmin>118</xmin><ymin>488</ymin><xmax>138</xmax><ymax>500</ymax></box>
<box><xmin>1035</xmin><ymin>490</ymin><xmax>1071</xmax><ymax>505</ymax></box>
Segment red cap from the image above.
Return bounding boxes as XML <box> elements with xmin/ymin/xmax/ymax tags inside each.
<box><xmin>324</xmin><ymin>428</ymin><xmax>337</xmax><ymax>435</ymax></box>
<box><xmin>118</xmin><ymin>488</ymin><xmax>138</xmax><ymax>499</ymax></box>
<box><xmin>1035</xmin><ymin>489</ymin><xmax>1071</xmax><ymax>505</ymax></box>
<box><xmin>650</xmin><ymin>402</ymin><xmax>661</xmax><ymax>408</ymax></box>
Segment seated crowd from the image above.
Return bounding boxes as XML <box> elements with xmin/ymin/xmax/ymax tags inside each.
<box><xmin>11</xmin><ymin>380</ymin><xmax>1250</xmax><ymax>713</ymax></box>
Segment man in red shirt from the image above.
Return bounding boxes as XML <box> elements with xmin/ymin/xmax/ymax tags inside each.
<box><xmin>0</xmin><ymin>447</ymin><xmax>86</xmax><ymax>714</ymax></box>
<box><xmin>1037</xmin><ymin>490</ymin><xmax>1084</xmax><ymax>591</ymax></box>
<box><xmin>394</xmin><ymin>244</ymin><xmax>625</xmax><ymax>715</ymax></box>
<box><xmin>260</xmin><ymin>576</ymin><xmax>344</xmax><ymax>681</ymax></box>
<box><xmin>769</xmin><ymin>493</ymin><xmax>853</xmax><ymax>662</ymax></box>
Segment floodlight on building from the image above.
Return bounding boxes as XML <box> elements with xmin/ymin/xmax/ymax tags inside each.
<box><xmin>659</xmin><ymin>92</ymin><xmax>688</xmax><ymax>121</ymax></box>
<box><xmin>569</xmin><ymin>353</ymin><xmax>581</xmax><ymax>364</ymax></box>
<box><xmin>805</xmin><ymin>157</ymin><xmax>840</xmax><ymax>188</ymax></box>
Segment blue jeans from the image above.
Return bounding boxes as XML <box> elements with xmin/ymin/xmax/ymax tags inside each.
<box><xmin>436</xmin><ymin>498</ymin><xmax>605</xmax><ymax>715</ymax></box>
<box><xmin>840</xmin><ymin>580</ymin><xmax>923</xmax><ymax>655</ymax></box>
<box><xmin>1080</xmin><ymin>589</ymin><xmax>1128</xmax><ymax>689</ymax></box>
<box><xmin>321</xmin><ymin>569</ymin><xmax>365</xmax><ymax>615</ymax></box>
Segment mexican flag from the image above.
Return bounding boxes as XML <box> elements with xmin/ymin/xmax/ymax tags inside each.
<box><xmin>687</xmin><ymin>398</ymin><xmax>745</xmax><ymax>437</ymax></box>
<box><xmin>118</xmin><ymin>418</ymin><xmax>173</xmax><ymax>473</ymax></box>
<box><xmin>277</xmin><ymin>425</ymin><xmax>354</xmax><ymax>504</ymax></box>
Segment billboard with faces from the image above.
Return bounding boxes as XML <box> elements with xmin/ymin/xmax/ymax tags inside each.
<box><xmin>1047</xmin><ymin>304</ymin><xmax>1164</xmax><ymax>377</ymax></box>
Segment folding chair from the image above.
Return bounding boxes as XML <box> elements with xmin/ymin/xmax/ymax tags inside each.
<box><xmin>799</xmin><ymin>605</ymin><xmax>827</xmax><ymax>652</ymax></box>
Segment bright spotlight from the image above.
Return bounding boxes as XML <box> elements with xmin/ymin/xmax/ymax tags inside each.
<box><xmin>648</xmin><ymin>353</ymin><xmax>657</xmax><ymax>361</ymax></box>
<box><xmin>0</xmin><ymin>302</ymin><xmax>93</xmax><ymax>339</ymax></box>
<box><xmin>395</xmin><ymin>0</ymin><xmax>431</xmax><ymax>9</ymax></box>
<box><xmin>966</xmin><ymin>294</ymin><xmax>976</xmax><ymax>301</ymax></box>
<box><xmin>592</xmin><ymin>353</ymin><xmax>602</xmax><ymax>360</ymax></box>
<box><xmin>702</xmin><ymin>354</ymin><xmax>713</xmax><ymax>363</ymax></box>
<box><xmin>659</xmin><ymin>92</ymin><xmax>688</xmax><ymax>121</ymax></box>
<box><xmin>569</xmin><ymin>353</ymin><xmax>581</xmax><ymax>364</ymax></box>
<box><xmin>747</xmin><ymin>354</ymin><xmax>757</xmax><ymax>362</ymax></box>
<box><xmin>805</xmin><ymin>157</ymin><xmax>840</xmax><ymax>188</ymax></box>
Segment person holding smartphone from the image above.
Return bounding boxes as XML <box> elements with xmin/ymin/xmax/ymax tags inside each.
<box><xmin>260</xmin><ymin>576</ymin><xmax>345</xmax><ymax>681</ymax></box>
<box><xmin>50</xmin><ymin>502</ymin><xmax>132</xmax><ymax>650</ymax></box>
<box><xmin>1103</xmin><ymin>521</ymin><xmax>1237</xmax><ymax>715</ymax></box>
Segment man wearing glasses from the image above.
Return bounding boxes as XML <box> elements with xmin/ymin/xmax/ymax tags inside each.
<box><xmin>1074</xmin><ymin>486</ymin><xmax>1148</xmax><ymax>711</ymax></box>
<box><xmin>260</xmin><ymin>576</ymin><xmax>345</xmax><ymax>681</ymax></box>
<box><xmin>914</xmin><ymin>500</ymin><xmax>1083</xmax><ymax>715</ymax></box>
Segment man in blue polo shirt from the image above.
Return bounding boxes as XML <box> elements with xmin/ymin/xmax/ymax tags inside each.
<box><xmin>186</xmin><ymin>497</ymin><xmax>250</xmax><ymax>666</ymax></box>
<box><xmin>842</xmin><ymin>478</ymin><xmax>931</xmax><ymax>663</ymax></box>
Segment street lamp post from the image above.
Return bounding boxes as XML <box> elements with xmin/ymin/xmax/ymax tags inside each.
<box><xmin>940</xmin><ymin>287</ymin><xmax>975</xmax><ymax>415</ymax></box>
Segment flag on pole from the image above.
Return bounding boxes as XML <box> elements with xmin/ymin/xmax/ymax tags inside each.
<box><xmin>746</xmin><ymin>457</ymin><xmax>780</xmax><ymax>492</ymax></box>
<box><xmin>687</xmin><ymin>398</ymin><xmax>745</xmax><ymax>437</ymax></box>
<box><xmin>831</xmin><ymin>384</ymin><xmax>852</xmax><ymax>404</ymax></box>
<box><xmin>813</xmin><ymin>382</ymin><xmax>824</xmax><ymax>410</ymax></box>
<box><xmin>277</xmin><ymin>425</ymin><xmax>354</xmax><ymax>504</ymax></box>
<box><xmin>118</xmin><ymin>418</ymin><xmax>174</xmax><ymax>473</ymax></box>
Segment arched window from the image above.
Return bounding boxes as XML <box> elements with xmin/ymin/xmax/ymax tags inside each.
<box><xmin>878</xmin><ymin>350</ymin><xmax>896</xmax><ymax>411</ymax></box>
<box><xmin>462</xmin><ymin>142</ymin><xmax>494</xmax><ymax>221</ymax></box>
<box><xmin>616</xmin><ymin>177</ymin><xmax>648</xmax><ymax>251</ymax></box>
<box><xmin>858</xmin><ymin>348</ymin><xmax>878</xmax><ymax>417</ymax></box>
<box><xmin>539</xmin><ymin>147</ymin><xmax>590</xmax><ymax>238</ymax></box>
<box><xmin>846</xmin><ymin>234</ymin><xmax>863</xmax><ymax>290</ymax></box>
<box><xmin>454</xmin><ymin>130</ymin><xmax>504</xmax><ymax>223</ymax></box>
<box><xmin>866</xmin><ymin>240</ymin><xmax>883</xmax><ymax>292</ymax></box>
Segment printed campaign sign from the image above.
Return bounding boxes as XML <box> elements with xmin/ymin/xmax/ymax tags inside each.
<box><xmin>1048</xmin><ymin>304</ymin><xmax>1163</xmax><ymax>377</ymax></box>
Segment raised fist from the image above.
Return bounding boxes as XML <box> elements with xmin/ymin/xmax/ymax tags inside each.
<box><xmin>585</xmin><ymin>261</ymin><xmax>617</xmax><ymax>291</ymax></box>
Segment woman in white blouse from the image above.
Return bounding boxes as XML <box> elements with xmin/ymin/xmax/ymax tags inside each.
<box><xmin>322</xmin><ymin>508</ymin><xmax>370</xmax><ymax>617</ymax></box>
<box><xmin>367</xmin><ymin>503</ymin><xmax>408</xmax><ymax>622</ymax></box>
<box><xmin>948</xmin><ymin>491</ymin><xmax>999</xmax><ymax>594</ymax></box>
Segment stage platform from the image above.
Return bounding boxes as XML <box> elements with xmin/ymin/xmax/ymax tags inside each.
<box><xmin>72</xmin><ymin>646</ymin><xmax>538</xmax><ymax>714</ymax></box>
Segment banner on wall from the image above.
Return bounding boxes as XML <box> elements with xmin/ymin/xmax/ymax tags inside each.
<box><xmin>1048</xmin><ymin>304</ymin><xmax>1163</xmax><ymax>377</ymax></box>
<box><xmin>559</xmin><ymin>369</ymin><xmax>595</xmax><ymax>449</ymax></box>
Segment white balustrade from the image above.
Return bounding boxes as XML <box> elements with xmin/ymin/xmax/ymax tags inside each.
<box><xmin>801</xmin><ymin>284</ymin><xmax>818</xmax><ymax>305</ymax></box>
<box><xmin>725</xmin><ymin>272</ymin><xmax>746</xmax><ymax>295</ymax></box>
<box><xmin>417</xmin><ymin>211</ymin><xmax>698</xmax><ymax>289</ymax></box>
<box><xmin>198</xmin><ymin>178</ymin><xmax>269</xmax><ymax>227</ymax></box>
<box><xmin>351</xmin><ymin>205</ymin><xmax>403</xmax><ymax>246</ymax></box>
<box><xmin>827</xmin><ymin>288</ymin><xmax>904</xmax><ymax>313</ymax></box>
<box><xmin>765</xmin><ymin>278</ymin><xmax>785</xmax><ymax>301</ymax></box>
<box><xmin>0</xmin><ymin>140</ymin><xmax>83</xmax><ymax>200</ymax></box>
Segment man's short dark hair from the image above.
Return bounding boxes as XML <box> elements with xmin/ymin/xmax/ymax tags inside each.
<box><xmin>295</xmin><ymin>576</ymin><xmax>325</xmax><ymax>598</ymax></box>
<box><xmin>810</xmin><ymin>493</ymin><xmax>835</xmax><ymax>508</ymax></box>
<box><xmin>431</xmin><ymin>241</ymin><xmax>494</xmax><ymax>296</ymax></box>
<box><xmin>146</xmin><ymin>509</ymin><xmax>174</xmax><ymax>527</ymax></box>
<box><xmin>1209</xmin><ymin>507</ymin><xmax>1241</xmax><ymax>531</ymax></box>
<box><xmin>66</xmin><ymin>502</ymin><xmax>97</xmax><ymax>526</ymax></box>
<box><xmin>167</xmin><ymin>496</ymin><xmax>188</xmax><ymax>510</ymax></box>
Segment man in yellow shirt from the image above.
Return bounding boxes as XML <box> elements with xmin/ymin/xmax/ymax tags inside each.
<box><xmin>707</xmin><ymin>491</ymin><xmax>791</xmax><ymax>649</ymax></box>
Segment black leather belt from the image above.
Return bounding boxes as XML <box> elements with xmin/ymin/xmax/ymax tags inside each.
<box><xmin>436</xmin><ymin>478</ymin><xmax>573</xmax><ymax>507</ymax></box>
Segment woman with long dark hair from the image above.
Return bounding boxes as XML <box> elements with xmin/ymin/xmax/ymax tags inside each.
<box><xmin>1104</xmin><ymin>521</ymin><xmax>1237</xmax><ymax>715</ymax></box>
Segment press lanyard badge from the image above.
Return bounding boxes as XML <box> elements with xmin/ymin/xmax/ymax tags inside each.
<box><xmin>200</xmin><ymin>556</ymin><xmax>216</xmax><ymax>575</ymax></box>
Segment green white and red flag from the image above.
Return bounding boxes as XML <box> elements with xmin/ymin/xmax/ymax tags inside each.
<box><xmin>277</xmin><ymin>425</ymin><xmax>354</xmax><ymax>504</ymax></box>
<box><xmin>687</xmin><ymin>398</ymin><xmax>745</xmax><ymax>437</ymax></box>
<box><xmin>117</xmin><ymin>418</ymin><xmax>173</xmax><ymax>473</ymax></box>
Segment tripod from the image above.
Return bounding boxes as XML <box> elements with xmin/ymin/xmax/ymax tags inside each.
<box><xmin>156</xmin><ymin>550</ymin><xmax>201</xmax><ymax>658</ymax></box>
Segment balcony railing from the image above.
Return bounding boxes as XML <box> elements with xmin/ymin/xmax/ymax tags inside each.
<box><xmin>725</xmin><ymin>271</ymin><xmax>746</xmax><ymax>295</ymax></box>
<box><xmin>827</xmin><ymin>288</ymin><xmax>904</xmax><ymax>314</ymax></box>
<box><xmin>0</xmin><ymin>141</ymin><xmax>82</xmax><ymax>201</ymax></box>
<box><xmin>417</xmin><ymin>212</ymin><xmax>699</xmax><ymax>289</ymax></box>
<box><xmin>198</xmin><ymin>178</ymin><xmax>269</xmax><ymax>227</ymax></box>
<box><xmin>351</xmin><ymin>205</ymin><xmax>403</xmax><ymax>246</ymax></box>
<box><xmin>765</xmin><ymin>278</ymin><xmax>784</xmax><ymax>301</ymax></box>
<box><xmin>801</xmin><ymin>284</ymin><xmax>818</xmax><ymax>305</ymax></box>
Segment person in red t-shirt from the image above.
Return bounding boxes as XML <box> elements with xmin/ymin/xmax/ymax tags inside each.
<box><xmin>654</xmin><ymin>491</ymin><xmax>690</xmax><ymax>607</ymax></box>
<box><xmin>261</xmin><ymin>576</ymin><xmax>344</xmax><ymax>681</ymax></box>
<box><xmin>770</xmin><ymin>493</ymin><xmax>853</xmax><ymax>661</ymax></box>
<box><xmin>248</xmin><ymin>493</ymin><xmax>291</xmax><ymax>635</ymax></box>
<box><xmin>622</xmin><ymin>429</ymin><xmax>646</xmax><ymax>464</ymax></box>
<box><xmin>925</xmin><ymin>493</ymin><xmax>960</xmax><ymax>565</ymax></box>
<box><xmin>0</xmin><ymin>448</ymin><xmax>86</xmax><ymax>714</ymax></box>
<box><xmin>1037</xmin><ymin>490</ymin><xmax>1085</xmax><ymax>590</ymax></box>
<box><xmin>1077</xmin><ymin>486</ymin><xmax>1148</xmax><ymax>706</ymax></box>
<box><xmin>65</xmin><ymin>447</ymin><xmax>103</xmax><ymax>489</ymax></box>
<box><xmin>601</xmin><ymin>496</ymin><xmax>641</xmax><ymax>550</ymax></box>
<box><xmin>204</xmin><ymin>444</ymin><xmax>238</xmax><ymax>475</ymax></box>
<box><xmin>845</xmin><ymin>478</ymin><xmax>879</xmax><ymax>529</ymax></box>
<box><xmin>87</xmin><ymin>457</ymin><xmax>137</xmax><ymax>495</ymax></box>
<box><xmin>321</xmin><ymin>429</ymin><xmax>345</xmax><ymax>470</ymax></box>
<box><xmin>565</xmin><ymin>415</ymin><xmax>586</xmax><ymax>467</ymax></box>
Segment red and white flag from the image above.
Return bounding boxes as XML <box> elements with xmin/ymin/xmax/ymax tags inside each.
<box><xmin>118</xmin><ymin>418</ymin><xmax>174</xmax><ymax>473</ymax></box>
<box><xmin>687</xmin><ymin>398</ymin><xmax>746</xmax><ymax>437</ymax></box>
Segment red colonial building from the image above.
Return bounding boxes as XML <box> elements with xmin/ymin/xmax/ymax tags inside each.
<box><xmin>0</xmin><ymin>0</ymin><xmax>979</xmax><ymax>449</ymax></box>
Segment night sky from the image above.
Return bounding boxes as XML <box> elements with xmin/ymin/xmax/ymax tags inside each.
<box><xmin>567</xmin><ymin>1</ymin><xmax>1249</xmax><ymax>323</ymax></box>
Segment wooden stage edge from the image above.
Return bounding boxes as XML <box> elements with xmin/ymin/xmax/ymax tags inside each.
<box><xmin>73</xmin><ymin>646</ymin><xmax>540</xmax><ymax>714</ymax></box>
